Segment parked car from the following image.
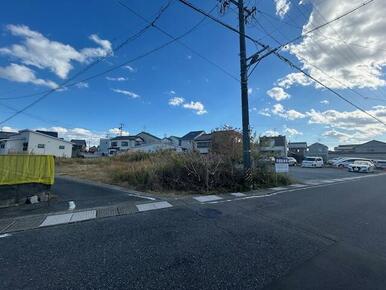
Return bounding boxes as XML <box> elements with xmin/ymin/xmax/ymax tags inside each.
<box><xmin>374</xmin><ymin>160</ymin><xmax>386</xmax><ymax>169</ymax></box>
<box><xmin>301</xmin><ymin>157</ymin><xmax>324</xmax><ymax>168</ymax></box>
<box><xmin>287</xmin><ymin>157</ymin><xmax>297</xmax><ymax>166</ymax></box>
<box><xmin>348</xmin><ymin>160</ymin><xmax>375</xmax><ymax>173</ymax></box>
<box><xmin>327</xmin><ymin>157</ymin><xmax>344</xmax><ymax>165</ymax></box>
<box><xmin>335</xmin><ymin>158</ymin><xmax>371</xmax><ymax>168</ymax></box>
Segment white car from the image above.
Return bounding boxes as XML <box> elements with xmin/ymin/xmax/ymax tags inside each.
<box><xmin>348</xmin><ymin>160</ymin><xmax>375</xmax><ymax>173</ymax></box>
<box><xmin>335</xmin><ymin>158</ymin><xmax>371</xmax><ymax>168</ymax></box>
<box><xmin>301</xmin><ymin>157</ymin><xmax>324</xmax><ymax>168</ymax></box>
<box><xmin>286</xmin><ymin>157</ymin><xmax>297</xmax><ymax>166</ymax></box>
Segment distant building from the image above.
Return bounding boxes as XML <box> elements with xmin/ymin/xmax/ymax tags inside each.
<box><xmin>99</xmin><ymin>138</ymin><xmax>110</xmax><ymax>156</ymax></box>
<box><xmin>259</xmin><ymin>135</ymin><xmax>287</xmax><ymax>157</ymax></box>
<box><xmin>194</xmin><ymin>133</ymin><xmax>212</xmax><ymax>154</ymax></box>
<box><xmin>334</xmin><ymin>144</ymin><xmax>358</xmax><ymax>153</ymax></box>
<box><xmin>110</xmin><ymin>135</ymin><xmax>144</xmax><ymax>153</ymax></box>
<box><xmin>71</xmin><ymin>139</ymin><xmax>87</xmax><ymax>157</ymax></box>
<box><xmin>0</xmin><ymin>130</ymin><xmax>72</xmax><ymax>158</ymax></box>
<box><xmin>288</xmin><ymin>142</ymin><xmax>307</xmax><ymax>162</ymax></box>
<box><xmin>354</xmin><ymin>140</ymin><xmax>386</xmax><ymax>153</ymax></box>
<box><xmin>0</xmin><ymin>131</ymin><xmax>16</xmax><ymax>140</ymax></box>
<box><xmin>181</xmin><ymin>130</ymin><xmax>205</xmax><ymax>151</ymax></box>
<box><xmin>136</xmin><ymin>132</ymin><xmax>161</xmax><ymax>144</ymax></box>
<box><xmin>307</xmin><ymin>142</ymin><xmax>329</xmax><ymax>161</ymax></box>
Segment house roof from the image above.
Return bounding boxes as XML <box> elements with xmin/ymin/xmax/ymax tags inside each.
<box><xmin>136</xmin><ymin>131</ymin><xmax>161</xmax><ymax>140</ymax></box>
<box><xmin>181</xmin><ymin>130</ymin><xmax>205</xmax><ymax>140</ymax></box>
<box><xmin>110</xmin><ymin>135</ymin><xmax>144</xmax><ymax>141</ymax></box>
<box><xmin>288</xmin><ymin>142</ymin><xmax>307</xmax><ymax>148</ymax></box>
<box><xmin>169</xmin><ymin>135</ymin><xmax>180</xmax><ymax>140</ymax></box>
<box><xmin>260</xmin><ymin>135</ymin><xmax>286</xmax><ymax>147</ymax></box>
<box><xmin>356</xmin><ymin>140</ymin><xmax>386</xmax><ymax>147</ymax></box>
<box><xmin>0</xmin><ymin>131</ymin><xmax>16</xmax><ymax>140</ymax></box>
<box><xmin>71</xmin><ymin>139</ymin><xmax>87</xmax><ymax>146</ymax></box>
<box><xmin>195</xmin><ymin>133</ymin><xmax>212</xmax><ymax>141</ymax></box>
<box><xmin>309</xmin><ymin>142</ymin><xmax>328</xmax><ymax>149</ymax></box>
<box><xmin>18</xmin><ymin>129</ymin><xmax>73</xmax><ymax>144</ymax></box>
<box><xmin>36</xmin><ymin>130</ymin><xmax>58</xmax><ymax>138</ymax></box>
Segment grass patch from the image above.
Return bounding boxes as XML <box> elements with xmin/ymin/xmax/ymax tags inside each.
<box><xmin>56</xmin><ymin>151</ymin><xmax>291</xmax><ymax>194</ymax></box>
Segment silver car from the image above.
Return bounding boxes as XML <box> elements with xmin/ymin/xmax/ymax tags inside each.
<box><xmin>348</xmin><ymin>160</ymin><xmax>375</xmax><ymax>173</ymax></box>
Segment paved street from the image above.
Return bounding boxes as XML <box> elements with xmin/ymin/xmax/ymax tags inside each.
<box><xmin>288</xmin><ymin>165</ymin><xmax>367</xmax><ymax>181</ymax></box>
<box><xmin>1</xmin><ymin>173</ymin><xmax>386</xmax><ymax>289</ymax></box>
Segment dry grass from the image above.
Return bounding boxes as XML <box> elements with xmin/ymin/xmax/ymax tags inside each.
<box><xmin>56</xmin><ymin>151</ymin><xmax>292</xmax><ymax>194</ymax></box>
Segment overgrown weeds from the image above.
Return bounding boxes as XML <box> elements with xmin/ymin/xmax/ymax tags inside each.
<box><xmin>56</xmin><ymin>150</ymin><xmax>292</xmax><ymax>194</ymax></box>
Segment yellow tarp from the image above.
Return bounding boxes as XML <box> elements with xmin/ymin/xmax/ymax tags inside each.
<box><xmin>0</xmin><ymin>155</ymin><xmax>55</xmax><ymax>185</ymax></box>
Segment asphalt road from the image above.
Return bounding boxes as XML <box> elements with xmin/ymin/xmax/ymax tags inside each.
<box><xmin>1</xmin><ymin>174</ymin><xmax>386</xmax><ymax>289</ymax></box>
<box><xmin>0</xmin><ymin>176</ymin><xmax>151</xmax><ymax>219</ymax></box>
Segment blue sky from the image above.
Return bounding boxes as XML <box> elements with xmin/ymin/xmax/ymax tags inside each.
<box><xmin>0</xmin><ymin>0</ymin><xmax>385</xmax><ymax>148</ymax></box>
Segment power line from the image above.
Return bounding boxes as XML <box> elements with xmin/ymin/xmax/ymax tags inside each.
<box><xmin>0</xmin><ymin>1</ymin><xmax>173</xmax><ymax>125</ymax></box>
<box><xmin>117</xmin><ymin>0</ymin><xmax>240</xmax><ymax>81</ymax></box>
<box><xmin>177</xmin><ymin>0</ymin><xmax>386</xmax><ymax>127</ymax></box>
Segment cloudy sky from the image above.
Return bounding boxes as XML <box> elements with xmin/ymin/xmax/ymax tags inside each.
<box><xmin>0</xmin><ymin>0</ymin><xmax>385</xmax><ymax>147</ymax></box>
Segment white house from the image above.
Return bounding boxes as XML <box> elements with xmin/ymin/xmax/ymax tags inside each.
<box><xmin>180</xmin><ymin>131</ymin><xmax>205</xmax><ymax>151</ymax></box>
<box><xmin>0</xmin><ymin>130</ymin><xmax>73</xmax><ymax>158</ymax></box>
<box><xmin>259</xmin><ymin>135</ymin><xmax>288</xmax><ymax>157</ymax></box>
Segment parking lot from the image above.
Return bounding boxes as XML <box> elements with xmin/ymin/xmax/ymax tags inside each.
<box><xmin>288</xmin><ymin>165</ymin><xmax>383</xmax><ymax>182</ymax></box>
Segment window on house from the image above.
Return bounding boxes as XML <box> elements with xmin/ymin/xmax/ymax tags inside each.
<box><xmin>37</xmin><ymin>144</ymin><xmax>45</xmax><ymax>149</ymax></box>
<box><xmin>23</xmin><ymin>142</ymin><xmax>28</xmax><ymax>151</ymax></box>
<box><xmin>197</xmin><ymin>141</ymin><xmax>210</xmax><ymax>148</ymax></box>
<box><xmin>121</xmin><ymin>141</ymin><xmax>129</xmax><ymax>147</ymax></box>
<box><xmin>111</xmin><ymin>142</ymin><xmax>117</xmax><ymax>147</ymax></box>
<box><xmin>0</xmin><ymin>144</ymin><xmax>5</xmax><ymax>149</ymax></box>
<box><xmin>59</xmin><ymin>145</ymin><xmax>65</xmax><ymax>150</ymax></box>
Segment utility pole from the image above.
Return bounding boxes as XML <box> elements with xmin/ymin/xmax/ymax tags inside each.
<box><xmin>118</xmin><ymin>123</ymin><xmax>125</xmax><ymax>136</ymax></box>
<box><xmin>236</xmin><ymin>0</ymin><xmax>251</xmax><ymax>173</ymax></box>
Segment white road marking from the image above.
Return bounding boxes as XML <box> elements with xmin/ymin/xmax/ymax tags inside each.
<box><xmin>271</xmin><ymin>187</ymin><xmax>288</xmax><ymax>191</ymax></box>
<box><xmin>289</xmin><ymin>184</ymin><xmax>307</xmax><ymax>188</ymax></box>
<box><xmin>136</xmin><ymin>201</ymin><xmax>173</xmax><ymax>212</ymax></box>
<box><xmin>68</xmin><ymin>201</ymin><xmax>76</xmax><ymax>210</ymax></box>
<box><xmin>0</xmin><ymin>233</ymin><xmax>11</xmax><ymax>238</ymax></box>
<box><xmin>70</xmin><ymin>210</ymin><xmax>96</xmax><ymax>222</ymax></box>
<box><xmin>40</xmin><ymin>213</ymin><xmax>73</xmax><ymax>227</ymax></box>
<box><xmin>230</xmin><ymin>192</ymin><xmax>246</xmax><ymax>197</ymax></box>
<box><xmin>193</xmin><ymin>195</ymin><xmax>223</xmax><ymax>202</ymax></box>
<box><xmin>127</xmin><ymin>193</ymin><xmax>156</xmax><ymax>201</ymax></box>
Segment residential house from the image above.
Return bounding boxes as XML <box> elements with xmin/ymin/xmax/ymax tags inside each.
<box><xmin>180</xmin><ymin>130</ymin><xmax>205</xmax><ymax>151</ymax></box>
<box><xmin>0</xmin><ymin>131</ymin><xmax>15</xmax><ymax>140</ymax></box>
<box><xmin>71</xmin><ymin>139</ymin><xmax>87</xmax><ymax>157</ymax></box>
<box><xmin>109</xmin><ymin>135</ymin><xmax>144</xmax><ymax>154</ymax></box>
<box><xmin>334</xmin><ymin>144</ymin><xmax>358</xmax><ymax>153</ymax></box>
<box><xmin>288</xmin><ymin>142</ymin><xmax>307</xmax><ymax>162</ymax></box>
<box><xmin>36</xmin><ymin>130</ymin><xmax>58</xmax><ymax>138</ymax></box>
<box><xmin>136</xmin><ymin>132</ymin><xmax>161</xmax><ymax>144</ymax></box>
<box><xmin>194</xmin><ymin>133</ymin><xmax>212</xmax><ymax>154</ymax></box>
<box><xmin>307</xmin><ymin>142</ymin><xmax>329</xmax><ymax>161</ymax></box>
<box><xmin>161</xmin><ymin>136</ymin><xmax>181</xmax><ymax>147</ymax></box>
<box><xmin>259</xmin><ymin>135</ymin><xmax>287</xmax><ymax>157</ymax></box>
<box><xmin>131</xmin><ymin>143</ymin><xmax>181</xmax><ymax>153</ymax></box>
<box><xmin>354</xmin><ymin>140</ymin><xmax>386</xmax><ymax>153</ymax></box>
<box><xmin>99</xmin><ymin>138</ymin><xmax>110</xmax><ymax>156</ymax></box>
<box><xmin>0</xmin><ymin>129</ymin><xmax>72</xmax><ymax>158</ymax></box>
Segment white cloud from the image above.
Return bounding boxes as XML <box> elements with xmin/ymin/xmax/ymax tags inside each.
<box><xmin>284</xmin><ymin>127</ymin><xmax>303</xmax><ymax>136</ymax></box>
<box><xmin>0</xmin><ymin>63</ymin><xmax>58</xmax><ymax>88</ymax></box>
<box><xmin>306</xmin><ymin>105</ymin><xmax>386</xmax><ymax>142</ymax></box>
<box><xmin>108</xmin><ymin>128</ymin><xmax>129</xmax><ymax>136</ymax></box>
<box><xmin>168</xmin><ymin>97</ymin><xmax>185</xmax><ymax>106</ymax></box>
<box><xmin>0</xmin><ymin>24</ymin><xmax>112</xmax><ymax>79</ymax></box>
<box><xmin>320</xmin><ymin>100</ymin><xmax>329</xmax><ymax>105</ymax></box>
<box><xmin>258</xmin><ymin>108</ymin><xmax>271</xmax><ymax>117</ymax></box>
<box><xmin>168</xmin><ymin>96</ymin><xmax>207</xmax><ymax>115</ymax></box>
<box><xmin>272</xmin><ymin>103</ymin><xmax>306</xmax><ymax>120</ymax></box>
<box><xmin>106</xmin><ymin>76</ymin><xmax>127</xmax><ymax>81</ymax></box>
<box><xmin>274</xmin><ymin>0</ymin><xmax>290</xmax><ymax>18</ymax></box>
<box><xmin>263</xmin><ymin>130</ymin><xmax>280</xmax><ymax>137</ymax></box>
<box><xmin>284</xmin><ymin>0</ymin><xmax>386</xmax><ymax>89</ymax></box>
<box><xmin>75</xmin><ymin>82</ymin><xmax>88</xmax><ymax>88</ymax></box>
<box><xmin>248</xmin><ymin>88</ymin><xmax>253</xmax><ymax>95</ymax></box>
<box><xmin>1</xmin><ymin>126</ymin><xmax>18</xmax><ymax>132</ymax></box>
<box><xmin>183</xmin><ymin>101</ymin><xmax>207</xmax><ymax>115</ymax></box>
<box><xmin>169</xmin><ymin>90</ymin><xmax>176</xmax><ymax>95</ymax></box>
<box><xmin>267</xmin><ymin>87</ymin><xmax>290</xmax><ymax>101</ymax></box>
<box><xmin>124</xmin><ymin>65</ymin><xmax>136</xmax><ymax>72</ymax></box>
<box><xmin>277</xmin><ymin>72</ymin><xmax>313</xmax><ymax>88</ymax></box>
<box><xmin>112</xmin><ymin>88</ymin><xmax>140</xmax><ymax>98</ymax></box>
